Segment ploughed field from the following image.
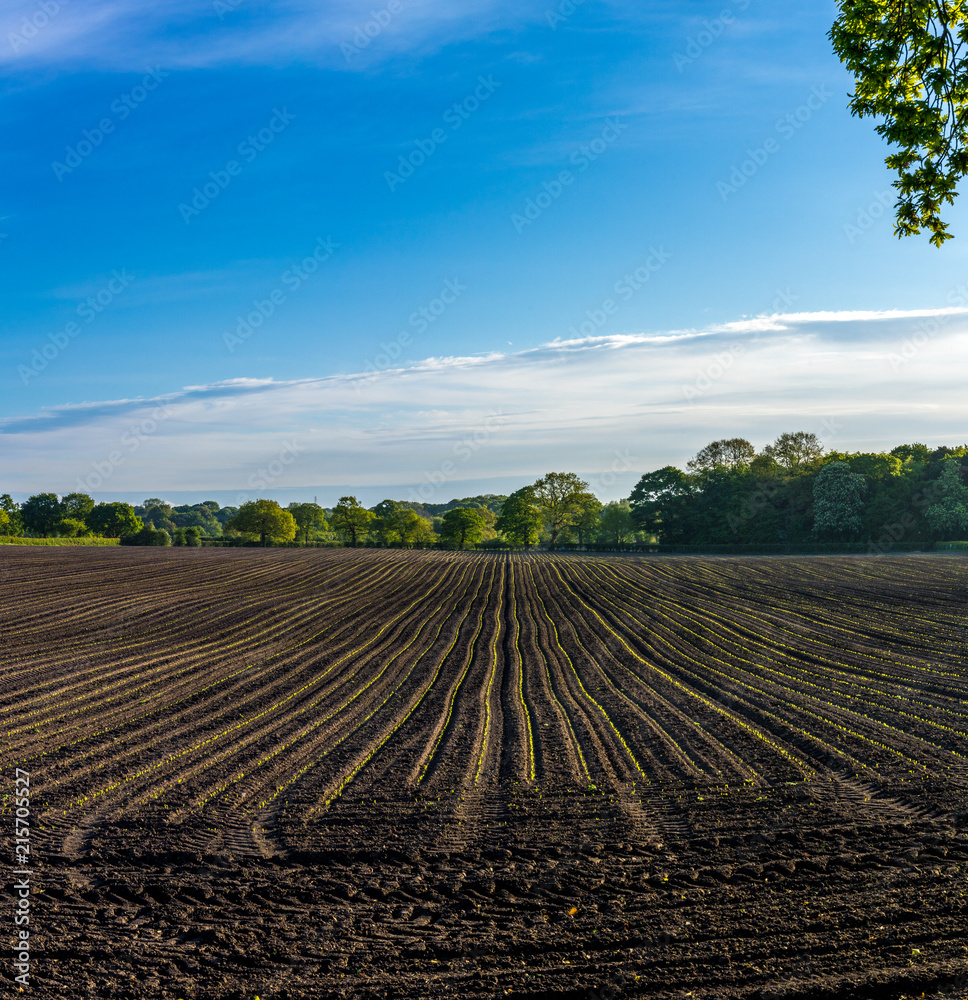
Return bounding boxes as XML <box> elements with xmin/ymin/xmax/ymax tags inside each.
<box><xmin>4</xmin><ymin>548</ymin><xmax>968</xmax><ymax>1000</ymax></box>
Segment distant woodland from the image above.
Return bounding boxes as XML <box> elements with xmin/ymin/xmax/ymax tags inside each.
<box><xmin>3</xmin><ymin>433</ymin><xmax>967</xmax><ymax>552</ymax></box>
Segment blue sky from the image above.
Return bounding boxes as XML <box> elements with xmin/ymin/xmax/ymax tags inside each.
<box><xmin>3</xmin><ymin>0</ymin><xmax>968</xmax><ymax>505</ymax></box>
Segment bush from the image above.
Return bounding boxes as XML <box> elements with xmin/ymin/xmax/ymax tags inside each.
<box><xmin>478</xmin><ymin>538</ymin><xmax>510</xmax><ymax>550</ymax></box>
<box><xmin>121</xmin><ymin>527</ymin><xmax>171</xmax><ymax>547</ymax></box>
<box><xmin>185</xmin><ymin>526</ymin><xmax>202</xmax><ymax>547</ymax></box>
<box><xmin>55</xmin><ymin>517</ymin><xmax>90</xmax><ymax>538</ymax></box>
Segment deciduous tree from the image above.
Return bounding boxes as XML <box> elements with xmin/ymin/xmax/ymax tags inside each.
<box><xmin>88</xmin><ymin>502</ymin><xmax>143</xmax><ymax>538</ymax></box>
<box><xmin>288</xmin><ymin>502</ymin><xmax>328</xmax><ymax>544</ymax></box>
<box><xmin>226</xmin><ymin>500</ymin><xmax>297</xmax><ymax>547</ymax></box>
<box><xmin>531</xmin><ymin>472</ymin><xmax>593</xmax><ymax>549</ymax></box>
<box><xmin>891</xmin><ymin>442</ymin><xmax>931</xmax><ymax>463</ymax></box>
<box><xmin>396</xmin><ymin>509</ymin><xmax>436</xmax><ymax>547</ymax></box>
<box><xmin>55</xmin><ymin>517</ymin><xmax>90</xmax><ymax>538</ymax></box>
<box><xmin>831</xmin><ymin>1</ymin><xmax>968</xmax><ymax>245</ymax></box>
<box><xmin>440</xmin><ymin>507</ymin><xmax>486</xmax><ymax>549</ymax></box>
<box><xmin>813</xmin><ymin>461</ymin><xmax>868</xmax><ymax>540</ymax></box>
<box><xmin>687</xmin><ymin>438</ymin><xmax>756</xmax><ymax>473</ymax></box>
<box><xmin>762</xmin><ymin>431</ymin><xmax>824</xmax><ymax>471</ymax></box>
<box><xmin>61</xmin><ymin>492</ymin><xmax>95</xmax><ymax>522</ymax></box>
<box><xmin>571</xmin><ymin>495</ymin><xmax>602</xmax><ymax>546</ymax></box>
<box><xmin>372</xmin><ymin>500</ymin><xmax>408</xmax><ymax>546</ymax></box>
<box><xmin>496</xmin><ymin>488</ymin><xmax>541</xmax><ymax>549</ymax></box>
<box><xmin>629</xmin><ymin>466</ymin><xmax>690</xmax><ymax>537</ymax></box>
<box><xmin>20</xmin><ymin>493</ymin><xmax>64</xmax><ymax>537</ymax></box>
<box><xmin>140</xmin><ymin>498</ymin><xmax>176</xmax><ymax>532</ymax></box>
<box><xmin>329</xmin><ymin>496</ymin><xmax>375</xmax><ymax>547</ymax></box>
<box><xmin>0</xmin><ymin>495</ymin><xmax>19</xmax><ymax>536</ymax></box>
<box><xmin>121</xmin><ymin>526</ymin><xmax>171</xmax><ymax>546</ymax></box>
<box><xmin>172</xmin><ymin>505</ymin><xmax>221</xmax><ymax>535</ymax></box>
<box><xmin>599</xmin><ymin>500</ymin><xmax>637</xmax><ymax>544</ymax></box>
<box><xmin>926</xmin><ymin>458</ymin><xmax>968</xmax><ymax>537</ymax></box>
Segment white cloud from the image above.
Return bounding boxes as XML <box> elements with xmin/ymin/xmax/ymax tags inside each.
<box><xmin>0</xmin><ymin>0</ymin><xmax>546</xmax><ymax>70</ymax></box>
<box><xmin>4</xmin><ymin>307</ymin><xmax>968</xmax><ymax>501</ymax></box>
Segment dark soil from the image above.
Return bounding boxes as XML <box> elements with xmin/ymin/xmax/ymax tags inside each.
<box><xmin>2</xmin><ymin>548</ymin><xmax>967</xmax><ymax>999</ymax></box>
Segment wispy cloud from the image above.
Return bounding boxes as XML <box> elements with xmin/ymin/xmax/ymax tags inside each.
<box><xmin>0</xmin><ymin>0</ymin><xmax>547</xmax><ymax>71</ymax></box>
<box><xmin>4</xmin><ymin>307</ymin><xmax>968</xmax><ymax>498</ymax></box>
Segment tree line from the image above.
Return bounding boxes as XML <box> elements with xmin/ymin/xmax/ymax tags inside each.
<box><xmin>0</xmin><ymin>473</ymin><xmax>642</xmax><ymax>550</ymax></box>
<box><xmin>3</xmin><ymin>433</ymin><xmax>967</xmax><ymax>550</ymax></box>
<box><xmin>631</xmin><ymin>433</ymin><xmax>968</xmax><ymax>548</ymax></box>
